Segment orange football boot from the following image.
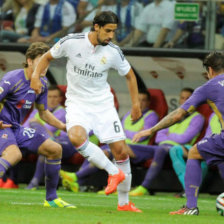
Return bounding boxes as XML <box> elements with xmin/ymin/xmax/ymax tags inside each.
<box><xmin>105</xmin><ymin>169</ymin><xmax>125</xmax><ymax>195</ymax></box>
<box><xmin>117</xmin><ymin>202</ymin><xmax>142</xmax><ymax>213</ymax></box>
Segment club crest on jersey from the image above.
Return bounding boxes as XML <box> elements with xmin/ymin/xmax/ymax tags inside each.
<box><xmin>53</xmin><ymin>42</ymin><xmax>60</xmax><ymax>50</ymax></box>
<box><xmin>4</xmin><ymin>80</ymin><xmax>11</xmax><ymax>85</ymax></box>
<box><xmin>16</xmin><ymin>99</ymin><xmax>25</xmax><ymax>109</ymax></box>
<box><xmin>100</xmin><ymin>56</ymin><xmax>107</xmax><ymax>64</ymax></box>
<box><xmin>0</xmin><ymin>87</ymin><xmax>4</xmax><ymax>94</ymax></box>
<box><xmin>2</xmin><ymin>134</ymin><xmax>8</xmax><ymax>139</ymax></box>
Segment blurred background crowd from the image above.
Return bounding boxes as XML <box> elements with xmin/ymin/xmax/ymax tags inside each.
<box><xmin>0</xmin><ymin>0</ymin><xmax>224</xmax><ymax>50</ymax></box>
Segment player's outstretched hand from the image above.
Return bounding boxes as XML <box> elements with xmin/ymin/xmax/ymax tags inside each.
<box><xmin>131</xmin><ymin>104</ymin><xmax>142</xmax><ymax>121</ymax></box>
<box><xmin>0</xmin><ymin>121</ymin><xmax>12</xmax><ymax>129</ymax></box>
<box><xmin>61</xmin><ymin>122</ymin><xmax>67</xmax><ymax>132</ymax></box>
<box><xmin>30</xmin><ymin>76</ymin><xmax>42</xmax><ymax>94</ymax></box>
<box><xmin>132</xmin><ymin>129</ymin><xmax>152</xmax><ymax>143</ymax></box>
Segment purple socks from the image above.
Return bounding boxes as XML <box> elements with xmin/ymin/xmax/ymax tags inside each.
<box><xmin>185</xmin><ymin>159</ymin><xmax>202</xmax><ymax>208</ymax></box>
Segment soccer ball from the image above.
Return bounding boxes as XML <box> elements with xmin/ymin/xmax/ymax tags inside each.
<box><xmin>216</xmin><ymin>192</ymin><xmax>224</xmax><ymax>216</ymax></box>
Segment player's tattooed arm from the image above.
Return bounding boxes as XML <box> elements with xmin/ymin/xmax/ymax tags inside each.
<box><xmin>132</xmin><ymin>108</ymin><xmax>187</xmax><ymax>142</ymax></box>
<box><xmin>151</xmin><ymin>108</ymin><xmax>187</xmax><ymax>132</ymax></box>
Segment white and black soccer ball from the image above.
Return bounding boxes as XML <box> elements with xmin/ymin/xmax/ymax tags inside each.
<box><xmin>216</xmin><ymin>192</ymin><xmax>224</xmax><ymax>216</ymax></box>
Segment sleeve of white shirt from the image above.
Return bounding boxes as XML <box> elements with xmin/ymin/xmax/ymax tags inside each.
<box><xmin>83</xmin><ymin>8</ymin><xmax>96</xmax><ymax>22</ymax></box>
<box><xmin>161</xmin><ymin>5</ymin><xmax>175</xmax><ymax>29</ymax></box>
<box><xmin>34</xmin><ymin>5</ymin><xmax>44</xmax><ymax>28</ymax></box>
<box><xmin>50</xmin><ymin>37</ymin><xmax>70</xmax><ymax>58</ymax></box>
<box><xmin>62</xmin><ymin>2</ymin><xmax>77</xmax><ymax>27</ymax></box>
<box><xmin>134</xmin><ymin>6</ymin><xmax>148</xmax><ymax>32</ymax></box>
<box><xmin>111</xmin><ymin>46</ymin><xmax>131</xmax><ymax>76</ymax></box>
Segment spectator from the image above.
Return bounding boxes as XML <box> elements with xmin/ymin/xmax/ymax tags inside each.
<box><xmin>0</xmin><ymin>0</ymin><xmax>39</xmax><ymax>42</ymax></box>
<box><xmin>77</xmin><ymin>0</ymin><xmax>103</xmax><ymax>18</ymax></box>
<box><xmin>18</xmin><ymin>0</ymin><xmax>76</xmax><ymax>43</ymax></box>
<box><xmin>76</xmin><ymin>0</ymin><xmax>116</xmax><ymax>32</ymax></box>
<box><xmin>115</xmin><ymin>0</ymin><xmax>143</xmax><ymax>43</ymax></box>
<box><xmin>119</xmin><ymin>0</ymin><xmax>175</xmax><ymax>48</ymax></box>
<box><xmin>164</xmin><ymin>1</ymin><xmax>205</xmax><ymax>49</ymax></box>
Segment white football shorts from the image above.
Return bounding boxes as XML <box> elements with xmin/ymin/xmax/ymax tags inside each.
<box><xmin>66</xmin><ymin>102</ymin><xmax>126</xmax><ymax>144</ymax></box>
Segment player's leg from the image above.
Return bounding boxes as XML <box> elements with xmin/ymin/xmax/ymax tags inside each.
<box><xmin>17</xmin><ymin>126</ymin><xmax>75</xmax><ymax>208</ymax></box>
<box><xmin>68</xmin><ymin>125</ymin><xmax>122</xmax><ymax>190</ymax></box>
<box><xmin>26</xmin><ymin>155</ymin><xmax>45</xmax><ymax>190</ymax></box>
<box><xmin>169</xmin><ymin>145</ymin><xmax>187</xmax><ymax>190</ymax></box>
<box><xmin>0</xmin><ymin>128</ymin><xmax>22</xmax><ymax>182</ymax></box>
<box><xmin>2</xmin><ymin>165</ymin><xmax>19</xmax><ymax>189</ymax></box>
<box><xmin>217</xmin><ymin>162</ymin><xmax>224</xmax><ymax>179</ymax></box>
<box><xmin>0</xmin><ymin>145</ymin><xmax>22</xmax><ymax>180</ymax></box>
<box><xmin>38</xmin><ymin>139</ymin><xmax>76</xmax><ymax>208</ymax></box>
<box><xmin>60</xmin><ymin>159</ymin><xmax>98</xmax><ymax>192</ymax></box>
<box><xmin>110</xmin><ymin>140</ymin><xmax>141</xmax><ymax>212</ymax></box>
<box><xmin>170</xmin><ymin>144</ymin><xmax>202</xmax><ymax>215</ymax></box>
<box><xmin>60</xmin><ymin>145</ymin><xmax>112</xmax><ymax>192</ymax></box>
<box><xmin>66</xmin><ymin>103</ymin><xmax>122</xmax><ymax>192</ymax></box>
<box><xmin>131</xmin><ymin>144</ymin><xmax>170</xmax><ymax>196</ymax></box>
<box><xmin>129</xmin><ymin>144</ymin><xmax>156</xmax><ymax>164</ymax></box>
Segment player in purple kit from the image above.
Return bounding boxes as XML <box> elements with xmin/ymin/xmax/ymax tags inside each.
<box><xmin>24</xmin><ymin>85</ymin><xmax>78</xmax><ymax>190</ymax></box>
<box><xmin>133</xmin><ymin>51</ymin><xmax>224</xmax><ymax>215</ymax></box>
<box><xmin>0</xmin><ymin>42</ymin><xmax>75</xmax><ymax>208</ymax></box>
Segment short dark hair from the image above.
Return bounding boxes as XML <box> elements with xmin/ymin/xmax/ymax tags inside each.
<box><xmin>138</xmin><ymin>89</ymin><xmax>151</xmax><ymax>100</ymax></box>
<box><xmin>181</xmin><ymin>87</ymin><xmax>194</xmax><ymax>94</ymax></box>
<box><xmin>203</xmin><ymin>51</ymin><xmax>224</xmax><ymax>73</ymax></box>
<box><xmin>92</xmin><ymin>11</ymin><xmax>118</xmax><ymax>30</ymax></box>
<box><xmin>24</xmin><ymin>42</ymin><xmax>49</xmax><ymax>68</ymax></box>
<box><xmin>48</xmin><ymin>85</ymin><xmax>63</xmax><ymax>96</ymax></box>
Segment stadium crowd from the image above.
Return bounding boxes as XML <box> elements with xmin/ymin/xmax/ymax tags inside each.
<box><xmin>0</xmin><ymin>0</ymin><xmax>224</xmax><ymax>49</ymax></box>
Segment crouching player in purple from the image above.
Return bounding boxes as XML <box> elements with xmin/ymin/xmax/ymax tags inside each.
<box><xmin>23</xmin><ymin>85</ymin><xmax>78</xmax><ymax>190</ymax></box>
<box><xmin>0</xmin><ymin>42</ymin><xmax>75</xmax><ymax>208</ymax></box>
<box><xmin>133</xmin><ymin>51</ymin><xmax>224</xmax><ymax>215</ymax></box>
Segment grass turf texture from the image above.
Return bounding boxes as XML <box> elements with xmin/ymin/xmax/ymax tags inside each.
<box><xmin>0</xmin><ymin>187</ymin><xmax>223</xmax><ymax>224</ymax></box>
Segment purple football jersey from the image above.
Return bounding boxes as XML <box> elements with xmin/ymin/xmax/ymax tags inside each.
<box><xmin>0</xmin><ymin>69</ymin><xmax>48</xmax><ymax>127</ymax></box>
<box><xmin>181</xmin><ymin>74</ymin><xmax>224</xmax><ymax>130</ymax></box>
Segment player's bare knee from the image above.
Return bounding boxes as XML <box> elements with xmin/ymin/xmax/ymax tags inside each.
<box><xmin>2</xmin><ymin>146</ymin><xmax>22</xmax><ymax>165</ymax></box>
<box><xmin>111</xmin><ymin>142</ymin><xmax>128</xmax><ymax>160</ymax></box>
<box><xmin>188</xmin><ymin>145</ymin><xmax>202</xmax><ymax>160</ymax></box>
<box><xmin>51</xmin><ymin>143</ymin><xmax>62</xmax><ymax>159</ymax></box>
<box><xmin>68</xmin><ymin>130</ymin><xmax>87</xmax><ymax>147</ymax></box>
<box><xmin>13</xmin><ymin>149</ymin><xmax>22</xmax><ymax>163</ymax></box>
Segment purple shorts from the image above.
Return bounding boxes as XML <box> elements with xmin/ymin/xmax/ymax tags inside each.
<box><xmin>0</xmin><ymin>125</ymin><xmax>47</xmax><ymax>156</ymax></box>
<box><xmin>55</xmin><ymin>135</ymin><xmax>77</xmax><ymax>159</ymax></box>
<box><xmin>197</xmin><ymin>130</ymin><xmax>224</xmax><ymax>166</ymax></box>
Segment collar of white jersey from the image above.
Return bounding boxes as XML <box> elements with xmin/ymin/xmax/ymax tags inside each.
<box><xmin>85</xmin><ymin>32</ymin><xmax>102</xmax><ymax>52</ymax></box>
<box><xmin>85</xmin><ymin>32</ymin><xmax>95</xmax><ymax>49</ymax></box>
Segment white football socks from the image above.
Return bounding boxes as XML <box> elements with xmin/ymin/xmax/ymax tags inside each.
<box><xmin>116</xmin><ymin>157</ymin><xmax>132</xmax><ymax>206</ymax></box>
<box><xmin>77</xmin><ymin>140</ymin><xmax>118</xmax><ymax>175</ymax></box>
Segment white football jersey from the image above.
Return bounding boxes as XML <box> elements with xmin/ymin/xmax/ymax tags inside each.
<box><xmin>50</xmin><ymin>32</ymin><xmax>131</xmax><ymax>109</ymax></box>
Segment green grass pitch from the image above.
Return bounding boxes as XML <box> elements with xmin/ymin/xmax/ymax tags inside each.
<box><xmin>0</xmin><ymin>187</ymin><xmax>223</xmax><ymax>224</ymax></box>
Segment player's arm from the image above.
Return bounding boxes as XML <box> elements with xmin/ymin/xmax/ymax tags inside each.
<box><xmin>38</xmin><ymin>109</ymin><xmax>66</xmax><ymax>132</ymax></box>
<box><xmin>153</xmin><ymin>27</ymin><xmax>170</xmax><ymax>48</ymax></box>
<box><xmin>30</xmin><ymin>51</ymin><xmax>54</xmax><ymax>94</ymax></box>
<box><xmin>125</xmin><ymin>68</ymin><xmax>142</xmax><ymax>121</ymax></box>
<box><xmin>132</xmin><ymin>107</ymin><xmax>187</xmax><ymax>142</ymax></box>
<box><xmin>133</xmin><ymin>85</ymin><xmax>207</xmax><ymax>142</ymax></box>
<box><xmin>0</xmin><ymin>121</ymin><xmax>12</xmax><ymax>129</ymax></box>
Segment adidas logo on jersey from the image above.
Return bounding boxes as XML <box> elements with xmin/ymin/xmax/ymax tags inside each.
<box><xmin>75</xmin><ymin>53</ymin><xmax>82</xmax><ymax>58</ymax></box>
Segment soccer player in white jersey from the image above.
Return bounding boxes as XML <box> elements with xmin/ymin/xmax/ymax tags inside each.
<box><xmin>31</xmin><ymin>11</ymin><xmax>142</xmax><ymax>212</ymax></box>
